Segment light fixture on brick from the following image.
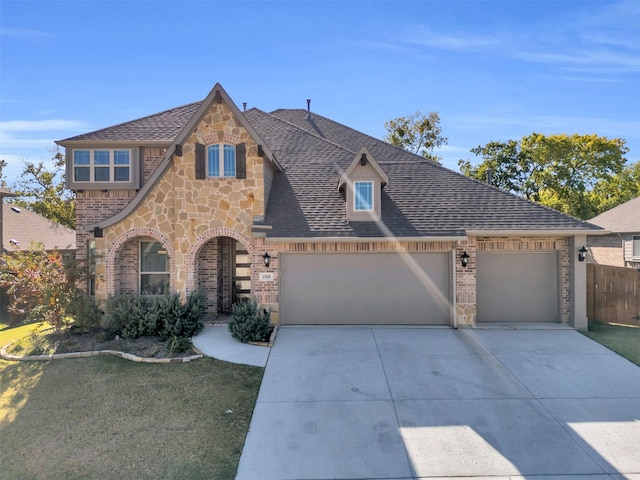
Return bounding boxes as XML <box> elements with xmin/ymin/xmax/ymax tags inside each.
<box><xmin>460</xmin><ymin>251</ymin><xmax>469</xmax><ymax>267</ymax></box>
<box><xmin>262</xmin><ymin>252</ymin><xmax>271</xmax><ymax>267</ymax></box>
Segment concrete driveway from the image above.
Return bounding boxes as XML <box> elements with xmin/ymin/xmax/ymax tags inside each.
<box><xmin>236</xmin><ymin>326</ymin><xmax>640</xmax><ymax>480</ymax></box>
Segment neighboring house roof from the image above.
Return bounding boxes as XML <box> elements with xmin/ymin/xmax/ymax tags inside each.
<box><xmin>0</xmin><ymin>188</ymin><xmax>17</xmax><ymax>198</ymax></box>
<box><xmin>588</xmin><ymin>196</ymin><xmax>640</xmax><ymax>233</ymax></box>
<box><xmin>2</xmin><ymin>204</ymin><xmax>76</xmax><ymax>252</ymax></box>
<box><xmin>56</xmin><ymin>85</ymin><xmax>604</xmax><ymax>238</ymax></box>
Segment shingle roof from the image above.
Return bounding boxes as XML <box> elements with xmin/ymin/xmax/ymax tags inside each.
<box><xmin>59</xmin><ymin>102</ymin><xmax>202</xmax><ymax>143</ymax></box>
<box><xmin>588</xmin><ymin>196</ymin><xmax>640</xmax><ymax>233</ymax></box>
<box><xmin>57</xmin><ymin>93</ymin><xmax>603</xmax><ymax>238</ymax></box>
<box><xmin>245</xmin><ymin>108</ymin><xmax>603</xmax><ymax>238</ymax></box>
<box><xmin>2</xmin><ymin>204</ymin><xmax>76</xmax><ymax>252</ymax></box>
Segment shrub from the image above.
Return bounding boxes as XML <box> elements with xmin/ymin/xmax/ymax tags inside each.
<box><xmin>68</xmin><ymin>294</ymin><xmax>103</xmax><ymax>333</ymax></box>
<box><xmin>105</xmin><ymin>292</ymin><xmax>204</xmax><ymax>341</ymax></box>
<box><xmin>166</xmin><ymin>336</ymin><xmax>192</xmax><ymax>354</ymax></box>
<box><xmin>228</xmin><ymin>299</ymin><xmax>271</xmax><ymax>344</ymax></box>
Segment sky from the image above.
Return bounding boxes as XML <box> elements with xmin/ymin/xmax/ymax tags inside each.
<box><xmin>1</xmin><ymin>0</ymin><xmax>639</xmax><ymax>183</ymax></box>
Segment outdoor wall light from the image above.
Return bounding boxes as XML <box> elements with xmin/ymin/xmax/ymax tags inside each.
<box><xmin>460</xmin><ymin>251</ymin><xmax>469</xmax><ymax>267</ymax></box>
<box><xmin>578</xmin><ymin>245</ymin><xmax>588</xmax><ymax>262</ymax></box>
<box><xmin>262</xmin><ymin>252</ymin><xmax>271</xmax><ymax>268</ymax></box>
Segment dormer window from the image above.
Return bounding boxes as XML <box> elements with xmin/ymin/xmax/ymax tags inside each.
<box><xmin>339</xmin><ymin>147</ymin><xmax>389</xmax><ymax>222</ymax></box>
<box><xmin>207</xmin><ymin>144</ymin><xmax>236</xmax><ymax>177</ymax></box>
<box><xmin>354</xmin><ymin>181</ymin><xmax>373</xmax><ymax>211</ymax></box>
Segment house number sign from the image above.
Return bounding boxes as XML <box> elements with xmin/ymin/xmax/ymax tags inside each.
<box><xmin>259</xmin><ymin>272</ymin><xmax>275</xmax><ymax>282</ymax></box>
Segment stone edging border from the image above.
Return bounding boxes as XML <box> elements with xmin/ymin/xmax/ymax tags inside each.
<box><xmin>0</xmin><ymin>340</ymin><xmax>205</xmax><ymax>364</ymax></box>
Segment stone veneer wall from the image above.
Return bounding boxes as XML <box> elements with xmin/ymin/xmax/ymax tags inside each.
<box><xmin>95</xmin><ymin>100</ymin><xmax>264</xmax><ymax>302</ymax></box>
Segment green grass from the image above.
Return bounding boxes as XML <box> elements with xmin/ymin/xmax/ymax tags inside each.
<box><xmin>583</xmin><ymin>321</ymin><xmax>640</xmax><ymax>367</ymax></box>
<box><xmin>0</xmin><ymin>322</ymin><xmax>41</xmax><ymax>350</ymax></box>
<box><xmin>0</xmin><ymin>350</ymin><xmax>263</xmax><ymax>479</ymax></box>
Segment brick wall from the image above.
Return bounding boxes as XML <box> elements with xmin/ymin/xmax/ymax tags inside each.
<box><xmin>143</xmin><ymin>147</ymin><xmax>166</xmax><ymax>183</ymax></box>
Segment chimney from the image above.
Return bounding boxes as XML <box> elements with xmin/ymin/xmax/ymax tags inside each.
<box><xmin>242</xmin><ymin>102</ymin><xmax>247</xmax><ymax>111</ymax></box>
<box><xmin>486</xmin><ymin>168</ymin><xmax>493</xmax><ymax>185</ymax></box>
<box><xmin>306</xmin><ymin>99</ymin><xmax>311</xmax><ymax>119</ymax></box>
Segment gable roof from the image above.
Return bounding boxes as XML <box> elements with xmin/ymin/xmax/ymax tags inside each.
<box><xmin>2</xmin><ymin>203</ymin><xmax>76</xmax><ymax>252</ymax></box>
<box><xmin>245</xmin><ymin>108</ymin><xmax>603</xmax><ymax>239</ymax></box>
<box><xmin>56</xmin><ymin>84</ymin><xmax>604</xmax><ymax>238</ymax></box>
<box><xmin>588</xmin><ymin>196</ymin><xmax>640</xmax><ymax>233</ymax></box>
<box><xmin>74</xmin><ymin>83</ymin><xmax>281</xmax><ymax>230</ymax></box>
<box><xmin>338</xmin><ymin>147</ymin><xmax>389</xmax><ymax>190</ymax></box>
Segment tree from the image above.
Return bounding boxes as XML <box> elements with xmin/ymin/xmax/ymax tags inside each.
<box><xmin>0</xmin><ymin>159</ymin><xmax>7</xmax><ymax>187</ymax></box>
<box><xmin>384</xmin><ymin>111</ymin><xmax>448</xmax><ymax>162</ymax></box>
<box><xmin>0</xmin><ymin>244</ymin><xmax>74</xmax><ymax>332</ymax></box>
<box><xmin>11</xmin><ymin>146</ymin><xmax>75</xmax><ymax>229</ymax></box>
<box><xmin>458</xmin><ymin>133</ymin><xmax>631</xmax><ymax>219</ymax></box>
<box><xmin>588</xmin><ymin>160</ymin><xmax>640</xmax><ymax>215</ymax></box>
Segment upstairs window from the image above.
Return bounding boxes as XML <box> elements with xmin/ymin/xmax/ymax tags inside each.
<box><xmin>633</xmin><ymin>236</ymin><xmax>640</xmax><ymax>258</ymax></box>
<box><xmin>207</xmin><ymin>144</ymin><xmax>236</xmax><ymax>177</ymax></box>
<box><xmin>354</xmin><ymin>181</ymin><xmax>373</xmax><ymax>211</ymax></box>
<box><xmin>73</xmin><ymin>149</ymin><xmax>131</xmax><ymax>183</ymax></box>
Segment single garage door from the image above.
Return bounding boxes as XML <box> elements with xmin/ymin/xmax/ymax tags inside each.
<box><xmin>477</xmin><ymin>251</ymin><xmax>559</xmax><ymax>322</ymax></box>
<box><xmin>279</xmin><ymin>252</ymin><xmax>451</xmax><ymax>325</ymax></box>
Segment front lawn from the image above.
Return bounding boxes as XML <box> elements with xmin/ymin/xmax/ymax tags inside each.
<box><xmin>583</xmin><ymin>321</ymin><xmax>640</xmax><ymax>367</ymax></box>
<box><xmin>0</xmin><ymin>338</ymin><xmax>263</xmax><ymax>479</ymax></box>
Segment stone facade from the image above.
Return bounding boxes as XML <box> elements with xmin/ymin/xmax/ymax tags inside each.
<box><xmin>84</xmin><ymin>99</ymin><xmax>266</xmax><ymax>317</ymax></box>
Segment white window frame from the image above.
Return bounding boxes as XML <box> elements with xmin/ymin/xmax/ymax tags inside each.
<box><xmin>139</xmin><ymin>241</ymin><xmax>170</xmax><ymax>296</ymax></box>
<box><xmin>354</xmin><ymin>181</ymin><xmax>374</xmax><ymax>212</ymax></box>
<box><xmin>633</xmin><ymin>235</ymin><xmax>640</xmax><ymax>259</ymax></box>
<box><xmin>72</xmin><ymin>148</ymin><xmax>132</xmax><ymax>184</ymax></box>
<box><xmin>207</xmin><ymin>143</ymin><xmax>236</xmax><ymax>178</ymax></box>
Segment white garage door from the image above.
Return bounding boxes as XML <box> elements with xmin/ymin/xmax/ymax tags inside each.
<box><xmin>477</xmin><ymin>252</ymin><xmax>559</xmax><ymax>322</ymax></box>
<box><xmin>279</xmin><ymin>252</ymin><xmax>451</xmax><ymax>325</ymax></box>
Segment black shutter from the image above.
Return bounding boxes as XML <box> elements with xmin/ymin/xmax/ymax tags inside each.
<box><xmin>195</xmin><ymin>143</ymin><xmax>205</xmax><ymax>179</ymax></box>
<box><xmin>236</xmin><ymin>142</ymin><xmax>246</xmax><ymax>179</ymax></box>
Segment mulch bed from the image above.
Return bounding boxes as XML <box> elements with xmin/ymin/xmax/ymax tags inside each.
<box><xmin>9</xmin><ymin>329</ymin><xmax>200</xmax><ymax>359</ymax></box>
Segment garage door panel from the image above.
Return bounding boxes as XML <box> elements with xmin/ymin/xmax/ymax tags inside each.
<box><xmin>280</xmin><ymin>253</ymin><xmax>451</xmax><ymax>325</ymax></box>
<box><xmin>477</xmin><ymin>252</ymin><xmax>559</xmax><ymax>323</ymax></box>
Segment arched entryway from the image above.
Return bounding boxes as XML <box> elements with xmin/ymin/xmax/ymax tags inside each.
<box><xmin>196</xmin><ymin>237</ymin><xmax>252</xmax><ymax>318</ymax></box>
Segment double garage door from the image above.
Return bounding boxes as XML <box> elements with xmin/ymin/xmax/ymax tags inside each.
<box><xmin>279</xmin><ymin>251</ymin><xmax>560</xmax><ymax>325</ymax></box>
<box><xmin>279</xmin><ymin>252</ymin><xmax>451</xmax><ymax>325</ymax></box>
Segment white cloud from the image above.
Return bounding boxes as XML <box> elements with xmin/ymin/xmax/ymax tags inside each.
<box><xmin>0</xmin><ymin>27</ymin><xmax>54</xmax><ymax>39</ymax></box>
<box><xmin>398</xmin><ymin>26</ymin><xmax>501</xmax><ymax>53</ymax></box>
<box><xmin>0</xmin><ymin>119</ymin><xmax>86</xmax><ymax>132</ymax></box>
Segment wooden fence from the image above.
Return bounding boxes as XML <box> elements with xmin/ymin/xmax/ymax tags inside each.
<box><xmin>587</xmin><ymin>263</ymin><xmax>640</xmax><ymax>326</ymax></box>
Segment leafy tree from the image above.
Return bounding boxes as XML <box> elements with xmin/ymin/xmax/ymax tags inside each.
<box><xmin>0</xmin><ymin>244</ymin><xmax>76</xmax><ymax>332</ymax></box>
<box><xmin>11</xmin><ymin>146</ymin><xmax>75</xmax><ymax>229</ymax></box>
<box><xmin>0</xmin><ymin>159</ymin><xmax>7</xmax><ymax>187</ymax></box>
<box><xmin>587</xmin><ymin>160</ymin><xmax>640</xmax><ymax>215</ymax></box>
<box><xmin>458</xmin><ymin>133</ymin><xmax>631</xmax><ymax>219</ymax></box>
<box><xmin>384</xmin><ymin>111</ymin><xmax>448</xmax><ymax>162</ymax></box>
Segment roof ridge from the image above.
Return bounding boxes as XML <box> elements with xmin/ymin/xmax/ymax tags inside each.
<box><xmin>259</xmin><ymin>109</ymin><xmax>361</xmax><ymax>158</ymax></box>
<box><xmin>271</xmin><ymin>108</ymin><xmax>441</xmax><ymax>165</ymax></box>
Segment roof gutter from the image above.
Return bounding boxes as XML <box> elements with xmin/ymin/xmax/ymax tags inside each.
<box><xmin>465</xmin><ymin>229</ymin><xmax>610</xmax><ymax>237</ymax></box>
<box><xmin>264</xmin><ymin>236</ymin><xmax>468</xmax><ymax>243</ymax></box>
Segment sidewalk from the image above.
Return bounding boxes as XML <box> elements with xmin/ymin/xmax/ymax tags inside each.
<box><xmin>192</xmin><ymin>325</ymin><xmax>270</xmax><ymax>367</ymax></box>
